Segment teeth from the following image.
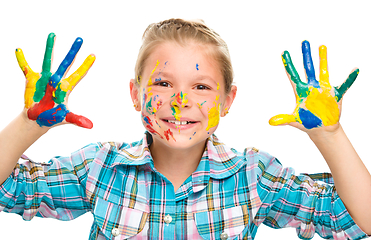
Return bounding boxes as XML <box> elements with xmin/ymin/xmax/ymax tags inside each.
<box><xmin>167</xmin><ymin>120</ymin><xmax>193</xmax><ymax>125</ymax></box>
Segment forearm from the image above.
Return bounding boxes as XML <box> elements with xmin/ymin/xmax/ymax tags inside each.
<box><xmin>309</xmin><ymin>125</ymin><xmax>371</xmax><ymax>234</ymax></box>
<box><xmin>0</xmin><ymin>111</ymin><xmax>48</xmax><ymax>185</ymax></box>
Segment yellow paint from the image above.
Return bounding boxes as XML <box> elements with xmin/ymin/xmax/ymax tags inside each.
<box><xmin>318</xmin><ymin>45</ymin><xmax>331</xmax><ymax>90</ymax></box>
<box><xmin>281</xmin><ymin>56</ymin><xmax>287</xmax><ymax>66</ymax></box>
<box><xmin>197</xmin><ymin>103</ymin><xmax>202</xmax><ymax>108</ymax></box>
<box><xmin>217</xmin><ymin>83</ymin><xmax>220</xmax><ymax>90</ymax></box>
<box><xmin>16</xmin><ymin>49</ymin><xmax>40</xmax><ymax>108</ymax></box>
<box><xmin>171</xmin><ymin>101</ymin><xmax>182</xmax><ymax>120</ymax></box>
<box><xmin>180</xmin><ymin>93</ymin><xmax>188</xmax><ymax>107</ymax></box>
<box><xmin>206</xmin><ymin>102</ymin><xmax>220</xmax><ymax>131</ymax></box>
<box><xmin>269</xmin><ymin>114</ymin><xmax>296</xmax><ymax>126</ymax></box>
<box><xmin>305</xmin><ymin>87</ymin><xmax>339</xmax><ymax>126</ymax></box>
<box><xmin>148</xmin><ymin>60</ymin><xmax>160</xmax><ymax>86</ymax></box>
<box><xmin>60</xmin><ymin>55</ymin><xmax>96</xmax><ymax>92</ymax></box>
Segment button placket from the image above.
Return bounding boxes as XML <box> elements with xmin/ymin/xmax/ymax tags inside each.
<box><xmin>164</xmin><ymin>214</ymin><xmax>173</xmax><ymax>224</ymax></box>
<box><xmin>220</xmin><ymin>231</ymin><xmax>229</xmax><ymax>240</ymax></box>
<box><xmin>112</xmin><ymin>228</ymin><xmax>120</xmax><ymax>237</ymax></box>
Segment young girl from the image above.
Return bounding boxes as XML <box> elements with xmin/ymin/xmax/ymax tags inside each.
<box><xmin>0</xmin><ymin>18</ymin><xmax>370</xmax><ymax>240</ymax></box>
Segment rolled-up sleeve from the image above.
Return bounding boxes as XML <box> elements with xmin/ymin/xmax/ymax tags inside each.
<box><xmin>0</xmin><ymin>143</ymin><xmax>98</xmax><ymax>221</ymax></box>
<box><xmin>253</xmin><ymin>150</ymin><xmax>368</xmax><ymax>239</ymax></box>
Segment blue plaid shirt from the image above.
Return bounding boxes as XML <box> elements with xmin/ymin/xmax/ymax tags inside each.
<box><xmin>0</xmin><ymin>133</ymin><xmax>368</xmax><ymax>239</ymax></box>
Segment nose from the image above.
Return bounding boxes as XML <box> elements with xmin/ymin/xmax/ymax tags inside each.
<box><xmin>171</xmin><ymin>91</ymin><xmax>191</xmax><ymax>108</ymax></box>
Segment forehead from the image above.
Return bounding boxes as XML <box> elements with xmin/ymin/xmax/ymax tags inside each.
<box><xmin>142</xmin><ymin>41</ymin><xmax>223</xmax><ymax>81</ymax></box>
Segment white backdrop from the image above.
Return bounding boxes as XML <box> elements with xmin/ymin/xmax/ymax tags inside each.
<box><xmin>0</xmin><ymin>0</ymin><xmax>370</xmax><ymax>239</ymax></box>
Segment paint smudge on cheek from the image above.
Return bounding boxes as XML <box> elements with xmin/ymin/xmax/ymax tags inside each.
<box><xmin>217</xmin><ymin>83</ymin><xmax>220</xmax><ymax>90</ymax></box>
<box><xmin>206</xmin><ymin>95</ymin><xmax>221</xmax><ymax>131</ymax></box>
<box><xmin>197</xmin><ymin>101</ymin><xmax>206</xmax><ymax>109</ymax></box>
<box><xmin>164</xmin><ymin>129</ymin><xmax>176</xmax><ymax>141</ymax></box>
<box><xmin>196</xmin><ymin>63</ymin><xmax>199</xmax><ymax>70</ymax></box>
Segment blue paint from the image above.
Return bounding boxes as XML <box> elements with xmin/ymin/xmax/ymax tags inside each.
<box><xmin>143</xmin><ymin>116</ymin><xmax>151</xmax><ymax>125</ymax></box>
<box><xmin>298</xmin><ymin>108</ymin><xmax>322</xmax><ymax>129</ymax></box>
<box><xmin>49</xmin><ymin>37</ymin><xmax>83</xmax><ymax>88</ymax></box>
<box><xmin>193</xmin><ymin>132</ymin><xmax>196</xmax><ymax>136</ymax></box>
<box><xmin>301</xmin><ymin>40</ymin><xmax>319</xmax><ymax>88</ymax></box>
<box><xmin>196</xmin><ymin>63</ymin><xmax>199</xmax><ymax>70</ymax></box>
<box><xmin>155</xmin><ymin>77</ymin><xmax>161</xmax><ymax>82</ymax></box>
<box><xmin>154</xmin><ymin>95</ymin><xmax>159</xmax><ymax>101</ymax></box>
<box><xmin>36</xmin><ymin>104</ymin><xmax>69</xmax><ymax>127</ymax></box>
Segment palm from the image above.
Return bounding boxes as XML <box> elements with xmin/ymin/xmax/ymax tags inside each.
<box><xmin>16</xmin><ymin>33</ymin><xmax>95</xmax><ymax>129</ymax></box>
<box><xmin>269</xmin><ymin>41</ymin><xmax>358</xmax><ymax>131</ymax></box>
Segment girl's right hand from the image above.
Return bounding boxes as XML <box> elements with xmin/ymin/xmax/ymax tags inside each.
<box><xmin>16</xmin><ymin>33</ymin><xmax>95</xmax><ymax>129</ymax></box>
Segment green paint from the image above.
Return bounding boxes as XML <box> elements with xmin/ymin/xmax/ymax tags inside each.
<box><xmin>54</xmin><ymin>83</ymin><xmax>66</xmax><ymax>104</ymax></box>
<box><xmin>171</xmin><ymin>93</ymin><xmax>175</xmax><ymax>98</ymax></box>
<box><xmin>282</xmin><ymin>51</ymin><xmax>309</xmax><ymax>98</ymax></box>
<box><xmin>334</xmin><ymin>68</ymin><xmax>359</xmax><ymax>102</ymax></box>
<box><xmin>34</xmin><ymin>33</ymin><xmax>55</xmax><ymax>102</ymax></box>
<box><xmin>146</xmin><ymin>97</ymin><xmax>154</xmax><ymax>115</ymax></box>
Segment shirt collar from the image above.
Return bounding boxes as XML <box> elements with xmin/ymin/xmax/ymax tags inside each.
<box><xmin>106</xmin><ymin>132</ymin><xmax>244</xmax><ymax>180</ymax></box>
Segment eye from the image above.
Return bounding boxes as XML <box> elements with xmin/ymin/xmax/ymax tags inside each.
<box><xmin>195</xmin><ymin>84</ymin><xmax>210</xmax><ymax>90</ymax></box>
<box><xmin>153</xmin><ymin>81</ymin><xmax>171</xmax><ymax>88</ymax></box>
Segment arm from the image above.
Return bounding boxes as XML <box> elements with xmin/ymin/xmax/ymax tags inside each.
<box><xmin>269</xmin><ymin>41</ymin><xmax>371</xmax><ymax>234</ymax></box>
<box><xmin>0</xmin><ymin>33</ymin><xmax>95</xmax><ymax>185</ymax></box>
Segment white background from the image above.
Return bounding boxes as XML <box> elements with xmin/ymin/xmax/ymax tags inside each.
<box><xmin>0</xmin><ymin>0</ymin><xmax>370</xmax><ymax>239</ymax></box>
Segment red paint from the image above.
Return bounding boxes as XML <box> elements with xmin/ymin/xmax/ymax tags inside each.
<box><xmin>176</xmin><ymin>92</ymin><xmax>182</xmax><ymax>105</ymax></box>
<box><xmin>27</xmin><ymin>84</ymin><xmax>55</xmax><ymax>120</ymax></box>
<box><xmin>146</xmin><ymin>124</ymin><xmax>163</xmax><ymax>139</ymax></box>
<box><xmin>164</xmin><ymin>129</ymin><xmax>176</xmax><ymax>141</ymax></box>
<box><xmin>66</xmin><ymin>112</ymin><xmax>93</xmax><ymax>129</ymax></box>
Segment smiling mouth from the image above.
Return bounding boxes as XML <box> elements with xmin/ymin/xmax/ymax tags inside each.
<box><xmin>163</xmin><ymin>119</ymin><xmax>197</xmax><ymax>125</ymax></box>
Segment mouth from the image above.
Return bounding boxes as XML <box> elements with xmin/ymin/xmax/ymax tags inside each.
<box><xmin>163</xmin><ymin>119</ymin><xmax>197</xmax><ymax>125</ymax></box>
<box><xmin>161</xmin><ymin>118</ymin><xmax>199</xmax><ymax>130</ymax></box>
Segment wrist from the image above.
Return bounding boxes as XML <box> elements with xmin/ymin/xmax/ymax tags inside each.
<box><xmin>19</xmin><ymin>109</ymin><xmax>49</xmax><ymax>136</ymax></box>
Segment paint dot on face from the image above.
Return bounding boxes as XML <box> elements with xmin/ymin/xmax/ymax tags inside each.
<box><xmin>196</xmin><ymin>63</ymin><xmax>199</xmax><ymax>70</ymax></box>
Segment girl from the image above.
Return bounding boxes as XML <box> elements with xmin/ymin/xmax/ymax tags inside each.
<box><xmin>0</xmin><ymin>18</ymin><xmax>370</xmax><ymax>239</ymax></box>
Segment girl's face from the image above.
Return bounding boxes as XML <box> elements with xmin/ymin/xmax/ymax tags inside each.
<box><xmin>130</xmin><ymin>41</ymin><xmax>236</xmax><ymax>150</ymax></box>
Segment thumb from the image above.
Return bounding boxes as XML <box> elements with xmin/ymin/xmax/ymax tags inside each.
<box><xmin>65</xmin><ymin>112</ymin><xmax>93</xmax><ymax>129</ymax></box>
<box><xmin>269</xmin><ymin>114</ymin><xmax>296</xmax><ymax>126</ymax></box>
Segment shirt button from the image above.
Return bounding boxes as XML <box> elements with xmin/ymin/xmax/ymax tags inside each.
<box><xmin>220</xmin><ymin>232</ymin><xmax>229</xmax><ymax>240</ymax></box>
<box><xmin>112</xmin><ymin>228</ymin><xmax>120</xmax><ymax>237</ymax></box>
<box><xmin>164</xmin><ymin>214</ymin><xmax>172</xmax><ymax>224</ymax></box>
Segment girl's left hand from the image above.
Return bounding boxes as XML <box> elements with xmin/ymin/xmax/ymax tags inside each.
<box><xmin>269</xmin><ymin>40</ymin><xmax>359</xmax><ymax>133</ymax></box>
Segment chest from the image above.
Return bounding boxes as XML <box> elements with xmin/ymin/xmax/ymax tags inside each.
<box><xmin>85</xmin><ymin>165</ymin><xmax>262</xmax><ymax>239</ymax></box>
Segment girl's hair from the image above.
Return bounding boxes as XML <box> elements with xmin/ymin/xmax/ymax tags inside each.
<box><xmin>134</xmin><ymin>18</ymin><xmax>234</xmax><ymax>94</ymax></box>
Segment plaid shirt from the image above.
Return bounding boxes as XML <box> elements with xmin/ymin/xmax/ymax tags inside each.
<box><xmin>0</xmin><ymin>133</ymin><xmax>368</xmax><ymax>239</ymax></box>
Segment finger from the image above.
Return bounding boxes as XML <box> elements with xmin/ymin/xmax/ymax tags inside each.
<box><xmin>53</xmin><ymin>54</ymin><xmax>96</xmax><ymax>104</ymax></box>
<box><xmin>281</xmin><ymin>51</ymin><xmax>308</xmax><ymax>98</ymax></box>
<box><xmin>334</xmin><ymin>68</ymin><xmax>359</xmax><ymax>102</ymax></box>
<box><xmin>65</xmin><ymin>112</ymin><xmax>93</xmax><ymax>129</ymax></box>
<box><xmin>34</xmin><ymin>33</ymin><xmax>56</xmax><ymax>103</ymax></box>
<box><xmin>318</xmin><ymin>45</ymin><xmax>331</xmax><ymax>90</ymax></box>
<box><xmin>302</xmin><ymin>40</ymin><xmax>319</xmax><ymax>88</ymax></box>
<box><xmin>60</xmin><ymin>54</ymin><xmax>96</xmax><ymax>92</ymax></box>
<box><xmin>49</xmin><ymin>37</ymin><xmax>83</xmax><ymax>88</ymax></box>
<box><xmin>15</xmin><ymin>48</ymin><xmax>40</xmax><ymax>108</ymax></box>
<box><xmin>269</xmin><ymin>114</ymin><xmax>296</xmax><ymax>126</ymax></box>
<box><xmin>41</xmin><ymin>33</ymin><xmax>55</xmax><ymax>74</ymax></box>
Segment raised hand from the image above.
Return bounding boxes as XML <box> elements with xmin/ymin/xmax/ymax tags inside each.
<box><xmin>269</xmin><ymin>40</ymin><xmax>358</xmax><ymax>131</ymax></box>
<box><xmin>16</xmin><ymin>33</ymin><xmax>95</xmax><ymax>128</ymax></box>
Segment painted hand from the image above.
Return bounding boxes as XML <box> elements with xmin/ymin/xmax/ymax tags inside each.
<box><xmin>269</xmin><ymin>40</ymin><xmax>358</xmax><ymax>131</ymax></box>
<box><xmin>16</xmin><ymin>33</ymin><xmax>95</xmax><ymax>128</ymax></box>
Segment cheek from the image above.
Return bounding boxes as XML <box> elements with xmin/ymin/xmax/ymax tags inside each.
<box><xmin>197</xmin><ymin>95</ymin><xmax>222</xmax><ymax>131</ymax></box>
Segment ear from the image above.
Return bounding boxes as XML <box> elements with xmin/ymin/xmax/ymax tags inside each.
<box><xmin>130</xmin><ymin>79</ymin><xmax>141</xmax><ymax>111</ymax></box>
<box><xmin>221</xmin><ymin>85</ymin><xmax>237</xmax><ymax>117</ymax></box>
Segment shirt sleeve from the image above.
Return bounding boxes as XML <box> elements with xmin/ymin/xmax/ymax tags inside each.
<box><xmin>0</xmin><ymin>143</ymin><xmax>99</xmax><ymax>221</ymax></box>
<box><xmin>252</xmin><ymin>150</ymin><xmax>368</xmax><ymax>240</ymax></box>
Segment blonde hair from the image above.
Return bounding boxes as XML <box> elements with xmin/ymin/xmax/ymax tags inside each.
<box><xmin>134</xmin><ymin>18</ymin><xmax>234</xmax><ymax>94</ymax></box>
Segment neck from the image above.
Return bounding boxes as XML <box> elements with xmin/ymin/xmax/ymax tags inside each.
<box><xmin>149</xmin><ymin>138</ymin><xmax>207</xmax><ymax>191</ymax></box>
